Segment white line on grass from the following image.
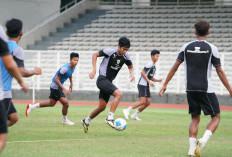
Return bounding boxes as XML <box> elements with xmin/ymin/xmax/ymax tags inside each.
<box><xmin>7</xmin><ymin>138</ymin><xmax>108</xmax><ymax>144</ymax></box>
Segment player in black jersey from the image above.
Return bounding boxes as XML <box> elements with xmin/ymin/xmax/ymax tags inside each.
<box><xmin>123</xmin><ymin>50</ymin><xmax>162</xmax><ymax>121</ymax></box>
<box><xmin>159</xmin><ymin>19</ymin><xmax>232</xmax><ymax>157</ymax></box>
<box><xmin>81</xmin><ymin>37</ymin><xmax>135</xmax><ymax>133</ymax></box>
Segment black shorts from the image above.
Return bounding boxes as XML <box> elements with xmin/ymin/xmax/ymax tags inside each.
<box><xmin>3</xmin><ymin>98</ymin><xmax>17</xmax><ymax>117</ymax></box>
<box><xmin>49</xmin><ymin>87</ymin><xmax>65</xmax><ymax>101</ymax></box>
<box><xmin>138</xmin><ymin>84</ymin><xmax>150</xmax><ymax>98</ymax></box>
<box><xmin>97</xmin><ymin>75</ymin><xmax>118</xmax><ymax>103</ymax></box>
<box><xmin>0</xmin><ymin>100</ymin><xmax>8</xmax><ymax>133</ymax></box>
<box><xmin>187</xmin><ymin>92</ymin><xmax>220</xmax><ymax>116</ymax></box>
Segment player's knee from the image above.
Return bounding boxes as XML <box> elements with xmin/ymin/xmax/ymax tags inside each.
<box><xmin>141</xmin><ymin>100</ymin><xmax>146</xmax><ymax>105</ymax></box>
<box><xmin>212</xmin><ymin>113</ymin><xmax>220</xmax><ymax>121</ymax></box>
<box><xmin>115</xmin><ymin>91</ymin><xmax>123</xmax><ymax>99</ymax></box>
<box><xmin>99</xmin><ymin>105</ymin><xmax>106</xmax><ymax>112</ymax></box>
<box><xmin>146</xmin><ymin>102</ymin><xmax>150</xmax><ymax>106</ymax></box>
<box><xmin>11</xmin><ymin>116</ymin><xmax>18</xmax><ymax>124</ymax></box>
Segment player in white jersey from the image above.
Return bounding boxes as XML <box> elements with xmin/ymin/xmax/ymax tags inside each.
<box><xmin>123</xmin><ymin>50</ymin><xmax>162</xmax><ymax>121</ymax></box>
<box><xmin>0</xmin><ymin>25</ymin><xmax>28</xmax><ymax>153</ymax></box>
<box><xmin>159</xmin><ymin>19</ymin><xmax>232</xmax><ymax>157</ymax></box>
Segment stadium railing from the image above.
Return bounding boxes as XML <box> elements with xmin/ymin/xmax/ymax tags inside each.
<box><xmin>11</xmin><ymin>50</ymin><xmax>231</xmax><ymax>95</ymax></box>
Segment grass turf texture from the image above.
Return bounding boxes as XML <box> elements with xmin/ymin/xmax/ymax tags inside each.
<box><xmin>2</xmin><ymin>104</ymin><xmax>232</xmax><ymax>157</ymax></box>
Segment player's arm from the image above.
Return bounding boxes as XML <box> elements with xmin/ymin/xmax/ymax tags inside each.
<box><xmin>18</xmin><ymin>67</ymin><xmax>42</xmax><ymax>77</ymax></box>
<box><xmin>159</xmin><ymin>61</ymin><xmax>182</xmax><ymax>96</ymax></box>
<box><xmin>1</xmin><ymin>54</ymin><xmax>28</xmax><ymax>92</ymax></box>
<box><xmin>89</xmin><ymin>51</ymin><xmax>100</xmax><ymax>79</ymax></box>
<box><xmin>54</xmin><ymin>76</ymin><xmax>70</xmax><ymax>95</ymax></box>
<box><xmin>151</xmin><ymin>77</ymin><xmax>162</xmax><ymax>83</ymax></box>
<box><xmin>128</xmin><ymin>65</ymin><xmax>135</xmax><ymax>82</ymax></box>
<box><xmin>69</xmin><ymin>75</ymin><xmax>73</xmax><ymax>93</ymax></box>
<box><xmin>216</xmin><ymin>66</ymin><xmax>232</xmax><ymax>97</ymax></box>
<box><xmin>141</xmin><ymin>70</ymin><xmax>154</xmax><ymax>87</ymax></box>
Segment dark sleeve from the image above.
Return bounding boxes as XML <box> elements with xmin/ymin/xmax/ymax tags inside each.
<box><xmin>57</xmin><ymin>67</ymin><xmax>68</xmax><ymax>78</ymax></box>
<box><xmin>211</xmin><ymin>46</ymin><xmax>221</xmax><ymax>67</ymax></box>
<box><xmin>125</xmin><ymin>53</ymin><xmax>132</xmax><ymax>66</ymax></box>
<box><xmin>0</xmin><ymin>38</ymin><xmax>10</xmax><ymax>57</ymax></box>
<box><xmin>13</xmin><ymin>56</ymin><xmax>24</xmax><ymax>67</ymax></box>
<box><xmin>176</xmin><ymin>51</ymin><xmax>184</xmax><ymax>63</ymax></box>
<box><xmin>143</xmin><ymin>67</ymin><xmax>149</xmax><ymax>72</ymax></box>
<box><xmin>12</xmin><ymin>47</ymin><xmax>25</xmax><ymax>67</ymax></box>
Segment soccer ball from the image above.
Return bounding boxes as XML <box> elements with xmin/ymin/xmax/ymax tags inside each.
<box><xmin>114</xmin><ymin>118</ymin><xmax>127</xmax><ymax>131</ymax></box>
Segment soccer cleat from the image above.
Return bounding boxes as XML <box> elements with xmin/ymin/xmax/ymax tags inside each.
<box><xmin>123</xmin><ymin>109</ymin><xmax>129</xmax><ymax>119</ymax></box>
<box><xmin>105</xmin><ymin>119</ymin><xmax>115</xmax><ymax>128</ymax></box>
<box><xmin>131</xmin><ymin>114</ymin><xmax>141</xmax><ymax>121</ymax></box>
<box><xmin>62</xmin><ymin>119</ymin><xmax>75</xmax><ymax>125</ymax></box>
<box><xmin>25</xmin><ymin>104</ymin><xmax>32</xmax><ymax>117</ymax></box>
<box><xmin>195</xmin><ymin>139</ymin><xmax>205</xmax><ymax>157</ymax></box>
<box><xmin>81</xmin><ymin>119</ymin><xmax>89</xmax><ymax>133</ymax></box>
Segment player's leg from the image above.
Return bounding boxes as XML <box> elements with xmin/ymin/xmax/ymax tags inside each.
<box><xmin>131</xmin><ymin>97</ymin><xmax>151</xmax><ymax>121</ymax></box>
<box><xmin>195</xmin><ymin>93</ymin><xmax>220</xmax><ymax>157</ymax></box>
<box><xmin>4</xmin><ymin>99</ymin><xmax>18</xmax><ymax>126</ymax></box>
<box><xmin>81</xmin><ymin>98</ymin><xmax>108</xmax><ymax>133</ymax></box>
<box><xmin>186</xmin><ymin>92</ymin><xmax>201</xmax><ymax>156</ymax></box>
<box><xmin>123</xmin><ymin>97</ymin><xmax>146</xmax><ymax>119</ymax></box>
<box><xmin>25</xmin><ymin>98</ymin><xmax>57</xmax><ymax>116</ymax></box>
<box><xmin>59</xmin><ymin>97</ymin><xmax>74</xmax><ymax>125</ymax></box>
<box><xmin>0</xmin><ymin>100</ymin><xmax>7</xmax><ymax>153</ymax></box>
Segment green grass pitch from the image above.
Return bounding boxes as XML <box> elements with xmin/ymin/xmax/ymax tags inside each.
<box><xmin>2</xmin><ymin>104</ymin><xmax>232</xmax><ymax>157</ymax></box>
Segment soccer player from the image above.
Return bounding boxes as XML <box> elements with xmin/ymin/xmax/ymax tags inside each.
<box><xmin>0</xmin><ymin>25</ymin><xmax>28</xmax><ymax>153</ymax></box>
<box><xmin>81</xmin><ymin>37</ymin><xmax>135</xmax><ymax>133</ymax></box>
<box><xmin>1</xmin><ymin>19</ymin><xmax>42</xmax><ymax>128</ymax></box>
<box><xmin>123</xmin><ymin>50</ymin><xmax>162</xmax><ymax>121</ymax></box>
<box><xmin>159</xmin><ymin>19</ymin><xmax>232</xmax><ymax>157</ymax></box>
<box><xmin>26</xmin><ymin>52</ymin><xmax>79</xmax><ymax>125</ymax></box>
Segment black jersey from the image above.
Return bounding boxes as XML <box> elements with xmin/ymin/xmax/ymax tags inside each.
<box><xmin>99</xmin><ymin>48</ymin><xmax>132</xmax><ymax>81</ymax></box>
<box><xmin>177</xmin><ymin>40</ymin><xmax>221</xmax><ymax>93</ymax></box>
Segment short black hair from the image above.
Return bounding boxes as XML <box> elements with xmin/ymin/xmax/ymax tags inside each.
<box><xmin>118</xmin><ymin>36</ymin><xmax>130</xmax><ymax>48</ymax></box>
<box><xmin>70</xmin><ymin>52</ymin><xmax>79</xmax><ymax>60</ymax></box>
<box><xmin>151</xmin><ymin>50</ymin><xmax>160</xmax><ymax>56</ymax></box>
<box><xmin>5</xmin><ymin>18</ymin><xmax>23</xmax><ymax>38</ymax></box>
<box><xmin>194</xmin><ymin>19</ymin><xmax>210</xmax><ymax>36</ymax></box>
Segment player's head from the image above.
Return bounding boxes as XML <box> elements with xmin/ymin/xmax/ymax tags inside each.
<box><xmin>118</xmin><ymin>36</ymin><xmax>130</xmax><ymax>55</ymax></box>
<box><xmin>151</xmin><ymin>50</ymin><xmax>160</xmax><ymax>62</ymax></box>
<box><xmin>5</xmin><ymin>18</ymin><xmax>23</xmax><ymax>39</ymax></box>
<box><xmin>70</xmin><ymin>52</ymin><xmax>79</xmax><ymax>67</ymax></box>
<box><xmin>194</xmin><ymin>19</ymin><xmax>210</xmax><ymax>37</ymax></box>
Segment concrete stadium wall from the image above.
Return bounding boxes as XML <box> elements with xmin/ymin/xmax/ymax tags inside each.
<box><xmin>19</xmin><ymin>0</ymin><xmax>99</xmax><ymax>49</ymax></box>
<box><xmin>0</xmin><ymin>0</ymin><xmax>60</xmax><ymax>31</ymax></box>
<box><xmin>12</xmin><ymin>89</ymin><xmax>232</xmax><ymax>106</ymax></box>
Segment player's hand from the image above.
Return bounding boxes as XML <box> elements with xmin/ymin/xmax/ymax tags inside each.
<box><xmin>149</xmin><ymin>81</ymin><xmax>154</xmax><ymax>87</ymax></box>
<box><xmin>34</xmin><ymin>67</ymin><xmax>42</xmax><ymax>75</ymax></box>
<box><xmin>19</xmin><ymin>81</ymin><xmax>29</xmax><ymax>92</ymax></box>
<box><xmin>64</xmin><ymin>89</ymin><xmax>71</xmax><ymax>95</ymax></box>
<box><xmin>89</xmin><ymin>70</ymin><xmax>96</xmax><ymax>79</ymax></box>
<box><xmin>159</xmin><ymin>85</ymin><xmax>167</xmax><ymax>97</ymax></box>
<box><xmin>129</xmin><ymin>74</ymin><xmax>135</xmax><ymax>82</ymax></box>
<box><xmin>69</xmin><ymin>84</ymin><xmax>73</xmax><ymax>93</ymax></box>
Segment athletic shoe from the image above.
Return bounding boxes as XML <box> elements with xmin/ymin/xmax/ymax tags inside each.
<box><xmin>105</xmin><ymin>119</ymin><xmax>115</xmax><ymax>128</ymax></box>
<box><xmin>62</xmin><ymin>119</ymin><xmax>75</xmax><ymax>125</ymax></box>
<box><xmin>123</xmin><ymin>109</ymin><xmax>129</xmax><ymax>119</ymax></box>
<box><xmin>131</xmin><ymin>114</ymin><xmax>141</xmax><ymax>121</ymax></box>
<box><xmin>195</xmin><ymin>139</ymin><xmax>205</xmax><ymax>157</ymax></box>
<box><xmin>81</xmin><ymin>119</ymin><xmax>89</xmax><ymax>133</ymax></box>
<box><xmin>25</xmin><ymin>104</ymin><xmax>32</xmax><ymax>117</ymax></box>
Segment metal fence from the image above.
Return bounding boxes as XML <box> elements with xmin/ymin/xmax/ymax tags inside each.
<box><xmin>12</xmin><ymin>50</ymin><xmax>232</xmax><ymax>95</ymax></box>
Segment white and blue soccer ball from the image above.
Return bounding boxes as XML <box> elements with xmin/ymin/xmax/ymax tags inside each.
<box><xmin>114</xmin><ymin>118</ymin><xmax>127</xmax><ymax>131</ymax></box>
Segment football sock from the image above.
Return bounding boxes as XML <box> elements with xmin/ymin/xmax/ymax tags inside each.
<box><xmin>85</xmin><ymin>116</ymin><xmax>91</xmax><ymax>124</ymax></box>
<box><xmin>107</xmin><ymin>112</ymin><xmax>114</xmax><ymax>120</ymax></box>
<box><xmin>63</xmin><ymin>115</ymin><xmax>67</xmax><ymax>121</ymax></box>
<box><xmin>201</xmin><ymin>130</ymin><xmax>212</xmax><ymax>143</ymax></box>
<box><xmin>189</xmin><ymin>137</ymin><xmax>196</xmax><ymax>151</ymax></box>
<box><xmin>32</xmin><ymin>103</ymin><xmax>40</xmax><ymax>109</ymax></box>
<box><xmin>133</xmin><ymin>110</ymin><xmax>140</xmax><ymax>117</ymax></box>
<box><xmin>127</xmin><ymin>106</ymin><xmax>132</xmax><ymax>112</ymax></box>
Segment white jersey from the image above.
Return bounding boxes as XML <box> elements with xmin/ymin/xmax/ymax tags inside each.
<box><xmin>138</xmin><ymin>61</ymin><xmax>156</xmax><ymax>86</ymax></box>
